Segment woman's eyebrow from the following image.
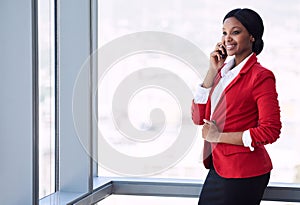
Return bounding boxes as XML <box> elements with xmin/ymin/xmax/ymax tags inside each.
<box><xmin>223</xmin><ymin>26</ymin><xmax>242</xmax><ymax>30</ymax></box>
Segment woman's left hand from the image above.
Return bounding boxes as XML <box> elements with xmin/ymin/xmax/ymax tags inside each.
<box><xmin>202</xmin><ymin>119</ymin><xmax>220</xmax><ymax>143</ymax></box>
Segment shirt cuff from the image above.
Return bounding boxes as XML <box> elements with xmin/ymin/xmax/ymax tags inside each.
<box><xmin>194</xmin><ymin>83</ymin><xmax>211</xmax><ymax>104</ymax></box>
<box><xmin>242</xmin><ymin>130</ymin><xmax>254</xmax><ymax>151</ymax></box>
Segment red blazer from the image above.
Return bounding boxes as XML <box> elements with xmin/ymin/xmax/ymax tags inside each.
<box><xmin>191</xmin><ymin>54</ymin><xmax>281</xmax><ymax>178</ymax></box>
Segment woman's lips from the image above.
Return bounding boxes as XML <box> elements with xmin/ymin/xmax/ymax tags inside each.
<box><xmin>226</xmin><ymin>44</ymin><xmax>236</xmax><ymax>50</ymax></box>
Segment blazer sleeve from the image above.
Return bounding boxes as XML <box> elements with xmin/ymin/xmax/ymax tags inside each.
<box><xmin>191</xmin><ymin>100</ymin><xmax>206</xmax><ymax>125</ymax></box>
<box><xmin>249</xmin><ymin>70</ymin><xmax>282</xmax><ymax>147</ymax></box>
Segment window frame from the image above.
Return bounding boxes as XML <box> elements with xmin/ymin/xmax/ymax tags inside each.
<box><xmin>40</xmin><ymin>0</ymin><xmax>300</xmax><ymax>204</ymax></box>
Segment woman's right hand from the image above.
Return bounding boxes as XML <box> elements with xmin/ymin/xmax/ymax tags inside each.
<box><xmin>201</xmin><ymin>42</ymin><xmax>227</xmax><ymax>88</ymax></box>
<box><xmin>209</xmin><ymin>42</ymin><xmax>227</xmax><ymax>71</ymax></box>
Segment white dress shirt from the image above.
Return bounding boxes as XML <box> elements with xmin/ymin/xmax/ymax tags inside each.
<box><xmin>194</xmin><ymin>54</ymin><xmax>254</xmax><ymax>151</ymax></box>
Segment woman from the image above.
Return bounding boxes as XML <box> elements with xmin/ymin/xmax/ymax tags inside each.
<box><xmin>191</xmin><ymin>8</ymin><xmax>281</xmax><ymax>205</ymax></box>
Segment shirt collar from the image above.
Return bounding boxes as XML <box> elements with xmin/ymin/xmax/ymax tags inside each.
<box><xmin>221</xmin><ymin>53</ymin><xmax>254</xmax><ymax>78</ymax></box>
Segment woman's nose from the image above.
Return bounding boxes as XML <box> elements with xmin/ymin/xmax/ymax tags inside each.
<box><xmin>224</xmin><ymin>34</ymin><xmax>232</xmax><ymax>42</ymax></box>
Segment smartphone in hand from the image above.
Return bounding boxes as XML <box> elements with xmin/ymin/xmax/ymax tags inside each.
<box><xmin>217</xmin><ymin>46</ymin><xmax>227</xmax><ymax>59</ymax></box>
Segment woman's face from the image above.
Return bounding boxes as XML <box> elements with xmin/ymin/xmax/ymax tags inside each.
<box><xmin>222</xmin><ymin>17</ymin><xmax>254</xmax><ymax>58</ymax></box>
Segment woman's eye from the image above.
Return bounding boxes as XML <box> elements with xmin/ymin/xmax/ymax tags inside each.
<box><xmin>232</xmin><ymin>30</ymin><xmax>241</xmax><ymax>35</ymax></box>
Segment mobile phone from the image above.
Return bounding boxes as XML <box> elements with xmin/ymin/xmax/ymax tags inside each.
<box><xmin>218</xmin><ymin>46</ymin><xmax>227</xmax><ymax>59</ymax></box>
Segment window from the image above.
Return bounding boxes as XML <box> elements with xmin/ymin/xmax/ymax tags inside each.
<box><xmin>38</xmin><ymin>0</ymin><xmax>300</xmax><ymax>204</ymax></box>
<box><xmin>38</xmin><ymin>0</ymin><xmax>55</xmax><ymax>199</ymax></box>
<box><xmin>97</xmin><ymin>0</ymin><xmax>300</xmax><ymax>184</ymax></box>
<box><xmin>97</xmin><ymin>0</ymin><xmax>209</xmax><ymax>180</ymax></box>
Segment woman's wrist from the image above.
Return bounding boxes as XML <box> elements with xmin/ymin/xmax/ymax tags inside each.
<box><xmin>219</xmin><ymin>132</ymin><xmax>244</xmax><ymax>145</ymax></box>
<box><xmin>202</xmin><ymin>68</ymin><xmax>218</xmax><ymax>88</ymax></box>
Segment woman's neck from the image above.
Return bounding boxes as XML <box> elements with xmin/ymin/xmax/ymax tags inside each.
<box><xmin>234</xmin><ymin>51</ymin><xmax>253</xmax><ymax>67</ymax></box>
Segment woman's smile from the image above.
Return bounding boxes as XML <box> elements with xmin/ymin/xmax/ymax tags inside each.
<box><xmin>225</xmin><ymin>43</ymin><xmax>236</xmax><ymax>51</ymax></box>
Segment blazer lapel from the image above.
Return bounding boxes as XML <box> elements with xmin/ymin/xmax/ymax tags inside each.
<box><xmin>212</xmin><ymin>54</ymin><xmax>258</xmax><ymax>114</ymax></box>
<box><xmin>223</xmin><ymin>54</ymin><xmax>258</xmax><ymax>94</ymax></box>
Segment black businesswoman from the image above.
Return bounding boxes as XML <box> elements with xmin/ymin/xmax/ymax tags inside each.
<box><xmin>191</xmin><ymin>8</ymin><xmax>281</xmax><ymax>205</ymax></box>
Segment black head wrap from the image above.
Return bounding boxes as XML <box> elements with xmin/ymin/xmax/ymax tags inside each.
<box><xmin>223</xmin><ymin>8</ymin><xmax>264</xmax><ymax>55</ymax></box>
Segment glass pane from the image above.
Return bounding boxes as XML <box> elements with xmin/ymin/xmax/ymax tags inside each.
<box><xmin>38</xmin><ymin>0</ymin><xmax>55</xmax><ymax>199</ymax></box>
<box><xmin>97</xmin><ymin>0</ymin><xmax>300</xmax><ymax>184</ymax></box>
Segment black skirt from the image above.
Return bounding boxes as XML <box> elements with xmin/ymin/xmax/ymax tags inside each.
<box><xmin>198</xmin><ymin>167</ymin><xmax>270</xmax><ymax>205</ymax></box>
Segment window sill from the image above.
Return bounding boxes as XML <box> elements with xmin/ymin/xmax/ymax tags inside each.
<box><xmin>40</xmin><ymin>177</ymin><xmax>300</xmax><ymax>205</ymax></box>
<box><xmin>40</xmin><ymin>191</ymin><xmax>86</xmax><ymax>205</ymax></box>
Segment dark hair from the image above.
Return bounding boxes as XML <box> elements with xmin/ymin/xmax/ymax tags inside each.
<box><xmin>223</xmin><ymin>8</ymin><xmax>264</xmax><ymax>55</ymax></box>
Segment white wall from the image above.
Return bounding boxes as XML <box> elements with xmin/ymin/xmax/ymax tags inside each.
<box><xmin>0</xmin><ymin>0</ymin><xmax>35</xmax><ymax>204</ymax></box>
<box><xmin>59</xmin><ymin>0</ymin><xmax>93</xmax><ymax>193</ymax></box>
